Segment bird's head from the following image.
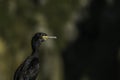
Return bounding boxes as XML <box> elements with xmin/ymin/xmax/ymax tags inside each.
<box><xmin>31</xmin><ymin>32</ymin><xmax>57</xmax><ymax>50</ymax></box>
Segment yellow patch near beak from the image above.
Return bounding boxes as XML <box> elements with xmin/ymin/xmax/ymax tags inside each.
<box><xmin>42</xmin><ymin>36</ymin><xmax>48</xmax><ymax>40</ymax></box>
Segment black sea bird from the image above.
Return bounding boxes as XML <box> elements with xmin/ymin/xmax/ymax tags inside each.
<box><xmin>14</xmin><ymin>32</ymin><xmax>57</xmax><ymax>80</ymax></box>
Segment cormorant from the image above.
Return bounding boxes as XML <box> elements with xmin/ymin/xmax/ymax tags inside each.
<box><xmin>14</xmin><ymin>32</ymin><xmax>57</xmax><ymax>80</ymax></box>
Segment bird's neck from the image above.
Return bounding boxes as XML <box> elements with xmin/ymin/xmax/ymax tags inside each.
<box><xmin>32</xmin><ymin>47</ymin><xmax>39</xmax><ymax>57</ymax></box>
<box><xmin>31</xmin><ymin>41</ymin><xmax>41</xmax><ymax>57</ymax></box>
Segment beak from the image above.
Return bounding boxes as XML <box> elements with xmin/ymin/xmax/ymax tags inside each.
<box><xmin>42</xmin><ymin>36</ymin><xmax>57</xmax><ymax>40</ymax></box>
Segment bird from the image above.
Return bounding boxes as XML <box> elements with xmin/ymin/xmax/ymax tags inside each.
<box><xmin>14</xmin><ymin>32</ymin><xmax>57</xmax><ymax>80</ymax></box>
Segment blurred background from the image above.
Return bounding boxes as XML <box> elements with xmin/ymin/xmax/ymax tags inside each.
<box><xmin>0</xmin><ymin>0</ymin><xmax>120</xmax><ymax>80</ymax></box>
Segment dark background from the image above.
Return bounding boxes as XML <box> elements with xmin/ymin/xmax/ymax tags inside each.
<box><xmin>0</xmin><ymin>0</ymin><xmax>119</xmax><ymax>80</ymax></box>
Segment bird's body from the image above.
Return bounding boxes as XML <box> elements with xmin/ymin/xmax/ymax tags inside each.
<box><xmin>14</xmin><ymin>33</ymin><xmax>47</xmax><ymax>80</ymax></box>
<box><xmin>14</xmin><ymin>52</ymin><xmax>40</xmax><ymax>80</ymax></box>
<box><xmin>14</xmin><ymin>32</ymin><xmax>56</xmax><ymax>80</ymax></box>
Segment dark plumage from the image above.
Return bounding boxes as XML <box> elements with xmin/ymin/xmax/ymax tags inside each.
<box><xmin>14</xmin><ymin>32</ymin><xmax>47</xmax><ymax>80</ymax></box>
